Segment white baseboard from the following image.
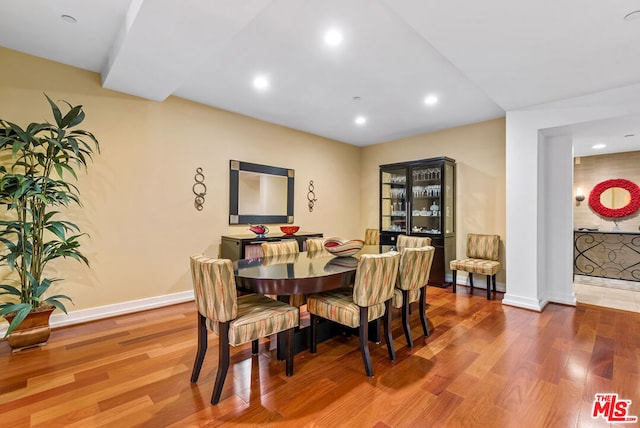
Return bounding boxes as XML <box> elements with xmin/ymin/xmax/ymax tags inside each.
<box><xmin>1</xmin><ymin>290</ymin><xmax>195</xmax><ymax>339</ymax></box>
<box><xmin>502</xmin><ymin>294</ymin><xmax>546</xmax><ymax>312</ymax></box>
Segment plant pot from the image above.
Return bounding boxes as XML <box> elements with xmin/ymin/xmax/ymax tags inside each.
<box><xmin>5</xmin><ymin>307</ymin><xmax>55</xmax><ymax>351</ymax></box>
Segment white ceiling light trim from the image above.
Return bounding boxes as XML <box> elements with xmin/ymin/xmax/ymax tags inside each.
<box><xmin>60</xmin><ymin>14</ymin><xmax>77</xmax><ymax>24</ymax></box>
<box><xmin>624</xmin><ymin>10</ymin><xmax>640</xmax><ymax>21</ymax></box>
<box><xmin>592</xmin><ymin>143</ymin><xmax>607</xmax><ymax>149</ymax></box>
<box><xmin>355</xmin><ymin>116</ymin><xmax>366</xmax><ymax>125</ymax></box>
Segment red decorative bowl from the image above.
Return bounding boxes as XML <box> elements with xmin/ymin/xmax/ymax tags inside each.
<box><xmin>280</xmin><ymin>225</ymin><xmax>300</xmax><ymax>235</ymax></box>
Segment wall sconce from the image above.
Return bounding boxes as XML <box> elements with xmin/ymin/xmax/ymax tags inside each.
<box><xmin>575</xmin><ymin>187</ymin><xmax>585</xmax><ymax>202</ymax></box>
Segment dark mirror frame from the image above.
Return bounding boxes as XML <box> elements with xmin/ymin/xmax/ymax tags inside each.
<box><xmin>229</xmin><ymin>160</ymin><xmax>294</xmax><ymax>225</ymax></box>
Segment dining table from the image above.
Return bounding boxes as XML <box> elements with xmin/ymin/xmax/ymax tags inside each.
<box><xmin>233</xmin><ymin>245</ymin><xmax>395</xmax><ymax>356</ymax></box>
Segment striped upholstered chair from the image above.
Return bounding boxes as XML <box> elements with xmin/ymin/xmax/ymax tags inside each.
<box><xmin>396</xmin><ymin>234</ymin><xmax>431</xmax><ymax>250</ymax></box>
<box><xmin>450</xmin><ymin>234</ymin><xmax>501</xmax><ymax>300</ymax></box>
<box><xmin>261</xmin><ymin>240</ymin><xmax>305</xmax><ymax>306</ymax></box>
<box><xmin>305</xmin><ymin>237</ymin><xmax>328</xmax><ymax>254</ymax></box>
<box><xmin>261</xmin><ymin>239</ymin><xmax>299</xmax><ymax>257</ymax></box>
<box><xmin>364</xmin><ymin>228</ymin><xmax>379</xmax><ymax>245</ymax></box>
<box><xmin>391</xmin><ymin>246</ymin><xmax>435</xmax><ymax>347</ymax></box>
<box><xmin>189</xmin><ymin>255</ymin><xmax>299</xmax><ymax>405</ymax></box>
<box><xmin>306</xmin><ymin>251</ymin><xmax>400</xmax><ymax>377</ymax></box>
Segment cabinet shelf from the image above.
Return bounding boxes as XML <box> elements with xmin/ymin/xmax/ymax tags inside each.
<box><xmin>379</xmin><ymin>157</ymin><xmax>456</xmax><ymax>286</ymax></box>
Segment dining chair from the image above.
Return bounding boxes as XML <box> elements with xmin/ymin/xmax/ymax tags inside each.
<box><xmin>306</xmin><ymin>251</ymin><xmax>400</xmax><ymax>377</ymax></box>
<box><xmin>189</xmin><ymin>255</ymin><xmax>299</xmax><ymax>405</ymax></box>
<box><xmin>261</xmin><ymin>240</ymin><xmax>306</xmax><ymax>307</ymax></box>
<box><xmin>391</xmin><ymin>246</ymin><xmax>435</xmax><ymax>347</ymax></box>
<box><xmin>364</xmin><ymin>228</ymin><xmax>379</xmax><ymax>245</ymax></box>
<box><xmin>261</xmin><ymin>239</ymin><xmax>299</xmax><ymax>257</ymax></box>
<box><xmin>396</xmin><ymin>234</ymin><xmax>431</xmax><ymax>249</ymax></box>
<box><xmin>305</xmin><ymin>237</ymin><xmax>327</xmax><ymax>253</ymax></box>
<box><xmin>450</xmin><ymin>233</ymin><xmax>501</xmax><ymax>300</ymax></box>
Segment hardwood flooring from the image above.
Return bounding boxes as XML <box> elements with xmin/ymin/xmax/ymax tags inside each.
<box><xmin>1</xmin><ymin>286</ymin><xmax>639</xmax><ymax>427</ymax></box>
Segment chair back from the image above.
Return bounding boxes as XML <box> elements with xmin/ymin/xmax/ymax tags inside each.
<box><xmin>466</xmin><ymin>234</ymin><xmax>500</xmax><ymax>261</ymax></box>
<box><xmin>190</xmin><ymin>255</ymin><xmax>237</xmax><ymax>323</ymax></box>
<box><xmin>396</xmin><ymin>234</ymin><xmax>431</xmax><ymax>250</ymax></box>
<box><xmin>397</xmin><ymin>246</ymin><xmax>435</xmax><ymax>291</ymax></box>
<box><xmin>364</xmin><ymin>228</ymin><xmax>379</xmax><ymax>245</ymax></box>
<box><xmin>306</xmin><ymin>238</ymin><xmax>326</xmax><ymax>253</ymax></box>
<box><xmin>353</xmin><ymin>252</ymin><xmax>400</xmax><ymax>307</ymax></box>
<box><xmin>261</xmin><ymin>240</ymin><xmax>299</xmax><ymax>257</ymax></box>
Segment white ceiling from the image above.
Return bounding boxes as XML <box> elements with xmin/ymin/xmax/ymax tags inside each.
<box><xmin>2</xmin><ymin>0</ymin><xmax>640</xmax><ymax>149</ymax></box>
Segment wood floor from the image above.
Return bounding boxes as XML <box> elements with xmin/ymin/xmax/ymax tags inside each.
<box><xmin>1</xmin><ymin>286</ymin><xmax>639</xmax><ymax>427</ymax></box>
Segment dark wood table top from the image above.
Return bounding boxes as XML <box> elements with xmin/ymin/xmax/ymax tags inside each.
<box><xmin>233</xmin><ymin>245</ymin><xmax>394</xmax><ymax>295</ymax></box>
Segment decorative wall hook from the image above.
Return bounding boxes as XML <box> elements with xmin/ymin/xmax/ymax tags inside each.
<box><xmin>193</xmin><ymin>167</ymin><xmax>207</xmax><ymax>211</ymax></box>
<box><xmin>307</xmin><ymin>180</ymin><xmax>317</xmax><ymax>212</ymax></box>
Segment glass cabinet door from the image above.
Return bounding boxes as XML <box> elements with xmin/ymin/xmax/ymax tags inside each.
<box><xmin>443</xmin><ymin>162</ymin><xmax>455</xmax><ymax>234</ymax></box>
<box><xmin>409</xmin><ymin>165</ymin><xmax>441</xmax><ymax>234</ymax></box>
<box><xmin>381</xmin><ymin>167</ymin><xmax>407</xmax><ymax>233</ymax></box>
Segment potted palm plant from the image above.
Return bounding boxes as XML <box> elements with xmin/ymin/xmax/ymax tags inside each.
<box><xmin>0</xmin><ymin>95</ymin><xmax>99</xmax><ymax>349</ymax></box>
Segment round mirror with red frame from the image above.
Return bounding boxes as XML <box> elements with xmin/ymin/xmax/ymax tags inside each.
<box><xmin>588</xmin><ymin>178</ymin><xmax>640</xmax><ymax>218</ymax></box>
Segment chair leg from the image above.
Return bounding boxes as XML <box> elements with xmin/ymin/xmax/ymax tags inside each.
<box><xmin>285</xmin><ymin>328</ymin><xmax>294</xmax><ymax>376</ymax></box>
<box><xmin>469</xmin><ymin>273</ymin><xmax>474</xmax><ymax>291</ymax></box>
<box><xmin>384</xmin><ymin>300</ymin><xmax>396</xmax><ymax>361</ymax></box>
<box><xmin>419</xmin><ymin>286</ymin><xmax>429</xmax><ymax>337</ymax></box>
<box><xmin>359</xmin><ymin>307</ymin><xmax>374</xmax><ymax>377</ymax></box>
<box><xmin>191</xmin><ymin>313</ymin><xmax>208</xmax><ymax>383</ymax></box>
<box><xmin>486</xmin><ymin>274</ymin><xmax>491</xmax><ymax>300</ymax></box>
<box><xmin>452</xmin><ymin>270</ymin><xmax>457</xmax><ymax>293</ymax></box>
<box><xmin>252</xmin><ymin>339</ymin><xmax>259</xmax><ymax>355</ymax></box>
<box><xmin>211</xmin><ymin>321</ymin><xmax>230</xmax><ymax>405</ymax></box>
<box><xmin>401</xmin><ymin>289</ymin><xmax>413</xmax><ymax>348</ymax></box>
<box><xmin>492</xmin><ymin>274</ymin><xmax>497</xmax><ymax>291</ymax></box>
<box><xmin>310</xmin><ymin>313</ymin><xmax>318</xmax><ymax>354</ymax></box>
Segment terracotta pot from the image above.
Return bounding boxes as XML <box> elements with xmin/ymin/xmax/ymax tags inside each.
<box><xmin>5</xmin><ymin>307</ymin><xmax>54</xmax><ymax>351</ymax></box>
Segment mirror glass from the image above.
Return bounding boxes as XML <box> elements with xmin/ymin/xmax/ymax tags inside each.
<box><xmin>238</xmin><ymin>171</ymin><xmax>288</xmax><ymax>215</ymax></box>
<box><xmin>600</xmin><ymin>187</ymin><xmax>631</xmax><ymax>209</ymax></box>
<box><xmin>229</xmin><ymin>160</ymin><xmax>294</xmax><ymax>225</ymax></box>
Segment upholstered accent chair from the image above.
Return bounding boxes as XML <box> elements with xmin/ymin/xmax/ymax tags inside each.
<box><xmin>261</xmin><ymin>239</ymin><xmax>299</xmax><ymax>257</ymax></box>
<box><xmin>450</xmin><ymin>234</ymin><xmax>501</xmax><ymax>300</ymax></box>
<box><xmin>306</xmin><ymin>251</ymin><xmax>400</xmax><ymax>377</ymax></box>
<box><xmin>261</xmin><ymin>240</ymin><xmax>306</xmax><ymax>307</ymax></box>
<box><xmin>391</xmin><ymin>246</ymin><xmax>435</xmax><ymax>347</ymax></box>
<box><xmin>364</xmin><ymin>228</ymin><xmax>380</xmax><ymax>245</ymax></box>
<box><xmin>305</xmin><ymin>237</ymin><xmax>327</xmax><ymax>254</ymax></box>
<box><xmin>189</xmin><ymin>255</ymin><xmax>299</xmax><ymax>405</ymax></box>
<box><xmin>396</xmin><ymin>234</ymin><xmax>431</xmax><ymax>250</ymax></box>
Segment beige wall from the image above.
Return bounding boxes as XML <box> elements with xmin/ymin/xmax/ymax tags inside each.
<box><xmin>360</xmin><ymin>118</ymin><xmax>506</xmax><ymax>283</ymax></box>
<box><xmin>574</xmin><ymin>151</ymin><xmax>640</xmax><ymax>232</ymax></box>
<box><xmin>0</xmin><ymin>47</ymin><xmax>361</xmax><ymax>313</ymax></box>
<box><xmin>0</xmin><ymin>46</ymin><xmax>509</xmax><ymax>318</ymax></box>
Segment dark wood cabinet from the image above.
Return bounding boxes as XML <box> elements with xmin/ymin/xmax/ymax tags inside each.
<box><xmin>220</xmin><ymin>232</ymin><xmax>323</xmax><ymax>260</ymax></box>
<box><xmin>379</xmin><ymin>157</ymin><xmax>456</xmax><ymax>286</ymax></box>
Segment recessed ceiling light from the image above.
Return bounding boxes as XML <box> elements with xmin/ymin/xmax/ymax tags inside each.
<box><xmin>424</xmin><ymin>95</ymin><xmax>438</xmax><ymax>105</ymax></box>
<box><xmin>592</xmin><ymin>143</ymin><xmax>607</xmax><ymax>149</ymax></box>
<box><xmin>355</xmin><ymin>116</ymin><xmax>366</xmax><ymax>125</ymax></box>
<box><xmin>324</xmin><ymin>29</ymin><xmax>343</xmax><ymax>46</ymax></box>
<box><xmin>253</xmin><ymin>76</ymin><xmax>269</xmax><ymax>90</ymax></box>
<box><xmin>624</xmin><ymin>10</ymin><xmax>640</xmax><ymax>21</ymax></box>
<box><xmin>61</xmin><ymin>14</ymin><xmax>77</xmax><ymax>23</ymax></box>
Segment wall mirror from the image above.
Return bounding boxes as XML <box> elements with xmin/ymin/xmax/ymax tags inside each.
<box><xmin>229</xmin><ymin>160</ymin><xmax>294</xmax><ymax>225</ymax></box>
<box><xmin>588</xmin><ymin>178</ymin><xmax>640</xmax><ymax>218</ymax></box>
<box><xmin>600</xmin><ymin>187</ymin><xmax>631</xmax><ymax>209</ymax></box>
